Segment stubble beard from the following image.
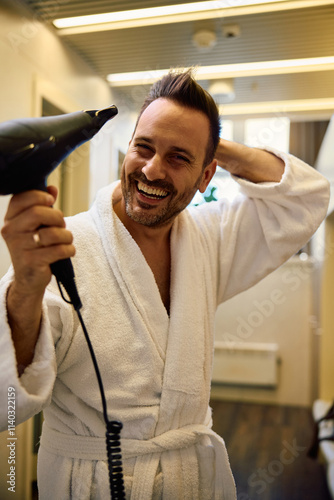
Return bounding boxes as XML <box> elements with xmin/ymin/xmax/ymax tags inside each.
<box><xmin>121</xmin><ymin>170</ymin><xmax>202</xmax><ymax>228</ymax></box>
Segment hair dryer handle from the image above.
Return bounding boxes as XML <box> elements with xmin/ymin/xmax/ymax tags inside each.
<box><xmin>50</xmin><ymin>259</ymin><xmax>82</xmax><ymax>310</ymax></box>
<box><xmin>39</xmin><ymin>186</ymin><xmax>82</xmax><ymax>310</ymax></box>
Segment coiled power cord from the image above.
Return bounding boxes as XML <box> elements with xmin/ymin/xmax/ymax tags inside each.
<box><xmin>55</xmin><ymin>265</ymin><xmax>126</xmax><ymax>500</ymax></box>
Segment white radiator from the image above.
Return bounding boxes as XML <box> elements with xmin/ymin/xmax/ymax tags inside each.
<box><xmin>212</xmin><ymin>341</ymin><xmax>279</xmax><ymax>387</ymax></box>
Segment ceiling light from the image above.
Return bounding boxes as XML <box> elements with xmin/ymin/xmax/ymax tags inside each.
<box><xmin>209</xmin><ymin>80</ymin><xmax>235</xmax><ymax>103</ymax></box>
<box><xmin>107</xmin><ymin>69</ymin><xmax>167</xmax><ymax>86</ymax></box>
<box><xmin>192</xmin><ymin>29</ymin><xmax>217</xmax><ymax>49</ymax></box>
<box><xmin>53</xmin><ymin>1</ymin><xmax>286</xmax><ymax>28</ymax></box>
<box><xmin>52</xmin><ymin>0</ymin><xmax>334</xmax><ymax>35</ymax></box>
<box><xmin>107</xmin><ymin>56</ymin><xmax>334</xmax><ymax>86</ymax></box>
<box><xmin>219</xmin><ymin>98</ymin><xmax>334</xmax><ymax>116</ymax></box>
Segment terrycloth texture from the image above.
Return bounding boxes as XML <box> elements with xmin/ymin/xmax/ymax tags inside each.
<box><xmin>0</xmin><ymin>149</ymin><xmax>330</xmax><ymax>499</ymax></box>
<box><xmin>40</xmin><ymin>419</ymin><xmax>234</xmax><ymax>499</ymax></box>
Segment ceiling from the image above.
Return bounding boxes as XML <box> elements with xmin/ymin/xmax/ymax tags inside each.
<box><xmin>17</xmin><ymin>0</ymin><xmax>334</xmax><ymax>118</ymax></box>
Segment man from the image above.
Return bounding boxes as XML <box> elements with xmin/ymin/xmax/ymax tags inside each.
<box><xmin>0</xmin><ymin>70</ymin><xmax>330</xmax><ymax>499</ymax></box>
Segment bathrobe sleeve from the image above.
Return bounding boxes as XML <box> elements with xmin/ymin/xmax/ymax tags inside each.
<box><xmin>0</xmin><ymin>267</ymin><xmax>70</xmax><ymax>431</ymax></box>
<box><xmin>189</xmin><ymin>148</ymin><xmax>330</xmax><ymax>305</ymax></box>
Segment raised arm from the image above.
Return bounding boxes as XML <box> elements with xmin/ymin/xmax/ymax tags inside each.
<box><xmin>215</xmin><ymin>138</ymin><xmax>285</xmax><ymax>183</ymax></box>
<box><xmin>199</xmin><ymin>146</ymin><xmax>330</xmax><ymax>304</ymax></box>
<box><xmin>1</xmin><ymin>187</ymin><xmax>75</xmax><ymax>375</ymax></box>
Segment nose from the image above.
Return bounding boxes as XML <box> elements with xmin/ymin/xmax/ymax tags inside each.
<box><xmin>142</xmin><ymin>154</ymin><xmax>166</xmax><ymax>181</ymax></box>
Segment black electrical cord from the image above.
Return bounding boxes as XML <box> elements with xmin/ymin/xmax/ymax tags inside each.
<box><xmin>56</xmin><ymin>278</ymin><xmax>125</xmax><ymax>499</ymax></box>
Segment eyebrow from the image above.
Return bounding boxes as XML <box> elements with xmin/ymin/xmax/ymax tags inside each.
<box><xmin>135</xmin><ymin>136</ymin><xmax>196</xmax><ymax>161</ymax></box>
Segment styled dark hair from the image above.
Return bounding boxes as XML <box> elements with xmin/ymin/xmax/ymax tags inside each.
<box><xmin>136</xmin><ymin>69</ymin><xmax>221</xmax><ymax>167</ymax></box>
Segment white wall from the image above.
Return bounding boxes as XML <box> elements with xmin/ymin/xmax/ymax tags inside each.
<box><xmin>0</xmin><ymin>0</ymin><xmax>118</xmax><ymax>277</ymax></box>
<box><xmin>212</xmin><ymin>256</ymin><xmax>317</xmax><ymax>406</ymax></box>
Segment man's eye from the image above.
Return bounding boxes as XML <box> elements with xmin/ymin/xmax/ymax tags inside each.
<box><xmin>171</xmin><ymin>154</ymin><xmax>190</xmax><ymax>163</ymax></box>
<box><xmin>137</xmin><ymin>143</ymin><xmax>151</xmax><ymax>151</ymax></box>
<box><xmin>135</xmin><ymin>144</ymin><xmax>154</xmax><ymax>156</ymax></box>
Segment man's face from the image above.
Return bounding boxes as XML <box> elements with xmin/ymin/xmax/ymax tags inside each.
<box><xmin>120</xmin><ymin>98</ymin><xmax>216</xmax><ymax>228</ymax></box>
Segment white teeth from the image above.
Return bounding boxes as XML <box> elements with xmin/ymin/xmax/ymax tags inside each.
<box><xmin>137</xmin><ymin>181</ymin><xmax>168</xmax><ymax>198</ymax></box>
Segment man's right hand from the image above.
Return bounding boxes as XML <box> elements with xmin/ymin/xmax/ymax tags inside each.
<box><xmin>1</xmin><ymin>186</ymin><xmax>75</xmax><ymax>375</ymax></box>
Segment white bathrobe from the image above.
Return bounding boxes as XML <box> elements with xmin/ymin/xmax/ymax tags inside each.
<box><xmin>0</xmin><ymin>149</ymin><xmax>330</xmax><ymax>499</ymax></box>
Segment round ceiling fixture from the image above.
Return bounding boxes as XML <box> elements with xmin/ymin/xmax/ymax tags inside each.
<box><xmin>192</xmin><ymin>29</ymin><xmax>217</xmax><ymax>50</ymax></box>
<box><xmin>208</xmin><ymin>79</ymin><xmax>235</xmax><ymax>103</ymax></box>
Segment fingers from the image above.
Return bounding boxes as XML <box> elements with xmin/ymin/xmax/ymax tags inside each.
<box><xmin>27</xmin><ymin>227</ymin><xmax>76</xmax><ymax>266</ymax></box>
<box><xmin>2</xmin><ymin>215</ymin><xmax>74</xmax><ymax>262</ymax></box>
<box><xmin>31</xmin><ymin>226</ymin><xmax>73</xmax><ymax>249</ymax></box>
<box><xmin>23</xmin><ymin>240</ymin><xmax>76</xmax><ymax>268</ymax></box>
<box><xmin>2</xmin><ymin>198</ymin><xmax>69</xmax><ymax>255</ymax></box>
<box><xmin>47</xmin><ymin>185</ymin><xmax>58</xmax><ymax>200</ymax></box>
<box><xmin>14</xmin><ymin>227</ymin><xmax>74</xmax><ymax>255</ymax></box>
<box><xmin>5</xmin><ymin>189</ymin><xmax>55</xmax><ymax>221</ymax></box>
<box><xmin>2</xmin><ymin>187</ymin><xmax>65</xmax><ymax>241</ymax></box>
<box><xmin>1</xmin><ymin>188</ymin><xmax>75</xmax><ymax>294</ymax></box>
<box><xmin>4</xmin><ymin>204</ymin><xmax>66</xmax><ymax>234</ymax></box>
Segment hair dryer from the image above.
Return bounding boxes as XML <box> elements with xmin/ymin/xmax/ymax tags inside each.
<box><xmin>0</xmin><ymin>105</ymin><xmax>118</xmax><ymax>309</ymax></box>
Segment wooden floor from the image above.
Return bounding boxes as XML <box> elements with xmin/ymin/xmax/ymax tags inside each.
<box><xmin>32</xmin><ymin>400</ymin><xmax>332</xmax><ymax>499</ymax></box>
<box><xmin>210</xmin><ymin>399</ymin><xmax>332</xmax><ymax>500</ymax></box>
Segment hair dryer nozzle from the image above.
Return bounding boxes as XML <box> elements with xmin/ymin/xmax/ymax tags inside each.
<box><xmin>87</xmin><ymin>105</ymin><xmax>118</xmax><ymax>123</ymax></box>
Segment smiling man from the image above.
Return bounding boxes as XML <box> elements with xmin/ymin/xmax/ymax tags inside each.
<box><xmin>0</xmin><ymin>70</ymin><xmax>330</xmax><ymax>499</ymax></box>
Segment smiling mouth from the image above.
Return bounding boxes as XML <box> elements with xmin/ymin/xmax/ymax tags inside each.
<box><xmin>136</xmin><ymin>181</ymin><xmax>169</xmax><ymax>200</ymax></box>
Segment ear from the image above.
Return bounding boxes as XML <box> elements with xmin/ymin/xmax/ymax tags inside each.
<box><xmin>198</xmin><ymin>160</ymin><xmax>217</xmax><ymax>193</ymax></box>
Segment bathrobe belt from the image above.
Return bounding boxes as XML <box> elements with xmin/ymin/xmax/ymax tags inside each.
<box><xmin>40</xmin><ymin>421</ymin><xmax>236</xmax><ymax>500</ymax></box>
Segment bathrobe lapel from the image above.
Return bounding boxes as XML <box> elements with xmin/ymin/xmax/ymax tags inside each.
<box><xmin>166</xmin><ymin>211</ymin><xmax>207</xmax><ymax>395</ymax></box>
<box><xmin>155</xmin><ymin>210</ymin><xmax>213</xmax><ymax>439</ymax></box>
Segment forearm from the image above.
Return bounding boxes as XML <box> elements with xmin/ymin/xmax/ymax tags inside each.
<box><xmin>6</xmin><ymin>282</ymin><xmax>43</xmax><ymax>376</ymax></box>
<box><xmin>215</xmin><ymin>139</ymin><xmax>285</xmax><ymax>183</ymax></box>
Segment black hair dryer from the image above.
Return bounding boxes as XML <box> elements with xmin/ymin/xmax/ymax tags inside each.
<box><xmin>0</xmin><ymin>105</ymin><xmax>118</xmax><ymax>309</ymax></box>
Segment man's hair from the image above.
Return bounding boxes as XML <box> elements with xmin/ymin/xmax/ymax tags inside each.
<box><xmin>136</xmin><ymin>69</ymin><xmax>221</xmax><ymax>167</ymax></box>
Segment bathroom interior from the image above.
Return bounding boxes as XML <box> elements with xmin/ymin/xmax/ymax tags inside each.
<box><xmin>0</xmin><ymin>0</ymin><xmax>334</xmax><ymax>498</ymax></box>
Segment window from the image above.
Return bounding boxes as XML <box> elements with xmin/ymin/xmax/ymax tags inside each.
<box><xmin>245</xmin><ymin>117</ymin><xmax>290</xmax><ymax>152</ymax></box>
<box><xmin>220</xmin><ymin>119</ymin><xmax>234</xmax><ymax>141</ymax></box>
